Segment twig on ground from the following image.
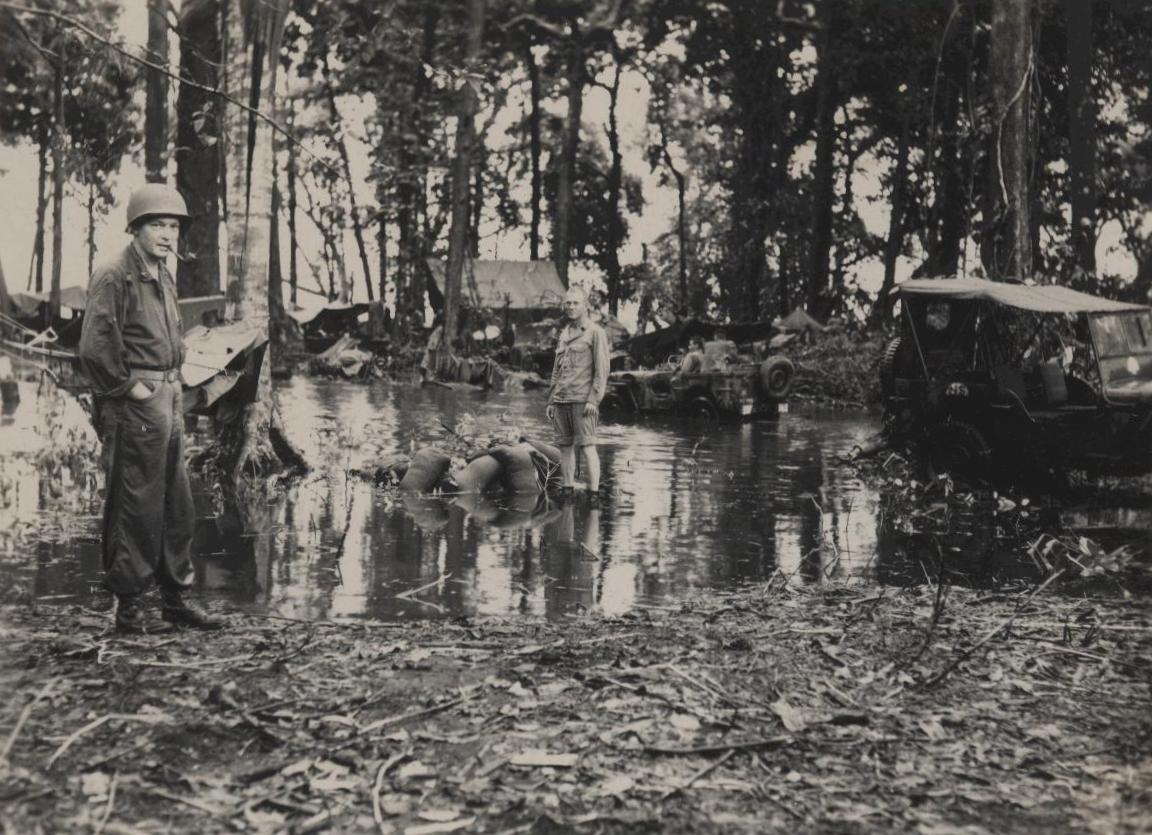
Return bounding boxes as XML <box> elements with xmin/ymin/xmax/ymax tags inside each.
<box><xmin>372</xmin><ymin>749</ymin><xmax>409</xmax><ymax>834</ymax></box>
<box><xmin>1</xmin><ymin>677</ymin><xmax>56</xmax><ymax>762</ymax></box>
<box><xmin>661</xmin><ymin>748</ymin><xmax>737</xmax><ymax>799</ymax></box>
<box><xmin>92</xmin><ymin>770</ymin><xmax>117</xmax><ymax>835</ymax></box>
<box><xmin>47</xmin><ymin>713</ymin><xmax>168</xmax><ymax>768</ymax></box>
<box><xmin>921</xmin><ymin>569</ymin><xmax>1066</xmax><ymax>689</ymax></box>
<box><xmin>359</xmin><ymin>690</ymin><xmax>480</xmax><ymax>735</ymax></box>
<box><xmin>645</xmin><ymin>736</ymin><xmax>791</xmax><ymax>756</ymax></box>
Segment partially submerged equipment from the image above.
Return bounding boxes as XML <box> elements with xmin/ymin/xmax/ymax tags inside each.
<box><xmin>884</xmin><ymin>277</ymin><xmax>1152</xmax><ymax>477</ymax></box>
<box><xmin>399</xmin><ymin>448</ymin><xmax>453</xmax><ymax>493</ymax></box>
<box><xmin>401</xmin><ymin>438</ymin><xmax>558</xmax><ymax>497</ymax></box>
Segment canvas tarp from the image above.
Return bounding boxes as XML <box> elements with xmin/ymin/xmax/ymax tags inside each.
<box><xmin>895</xmin><ymin>277</ymin><xmax>1148</xmax><ymax>315</ymax></box>
<box><xmin>425</xmin><ymin>259</ymin><xmax>565</xmax><ymax>310</ymax></box>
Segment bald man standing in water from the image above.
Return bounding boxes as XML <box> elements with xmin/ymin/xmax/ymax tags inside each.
<box><xmin>546</xmin><ymin>287</ymin><xmax>610</xmax><ymax>498</ymax></box>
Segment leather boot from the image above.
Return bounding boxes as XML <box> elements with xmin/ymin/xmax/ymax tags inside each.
<box><xmin>159</xmin><ymin>589</ymin><xmax>225</xmax><ymax>631</ymax></box>
<box><xmin>115</xmin><ymin>594</ymin><xmax>172</xmax><ymax>635</ymax></box>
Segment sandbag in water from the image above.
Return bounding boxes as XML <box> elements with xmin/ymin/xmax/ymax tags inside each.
<box><xmin>399</xmin><ymin>447</ymin><xmax>452</xmax><ymax>493</ymax></box>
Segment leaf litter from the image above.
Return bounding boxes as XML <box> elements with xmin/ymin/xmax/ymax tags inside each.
<box><xmin>0</xmin><ymin>570</ymin><xmax>1150</xmax><ymax>834</ymax></box>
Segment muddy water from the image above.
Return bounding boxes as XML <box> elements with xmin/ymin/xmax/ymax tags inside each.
<box><xmin>3</xmin><ymin>378</ymin><xmax>1141</xmax><ymax>620</ymax></box>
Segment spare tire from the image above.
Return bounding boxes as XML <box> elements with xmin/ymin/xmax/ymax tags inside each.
<box><xmin>398</xmin><ymin>447</ymin><xmax>452</xmax><ymax>493</ymax></box>
<box><xmin>759</xmin><ymin>356</ymin><xmax>795</xmax><ymax>399</ymax></box>
<box><xmin>879</xmin><ymin>336</ymin><xmax>903</xmax><ymax>397</ymax></box>
<box><xmin>450</xmin><ymin>454</ymin><xmax>502</xmax><ymax>493</ymax></box>
<box><xmin>489</xmin><ymin>443</ymin><xmax>543</xmax><ymax>493</ymax></box>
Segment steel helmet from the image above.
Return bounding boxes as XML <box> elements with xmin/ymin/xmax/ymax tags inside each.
<box><xmin>125</xmin><ymin>184</ymin><xmax>190</xmax><ymax>231</ymax></box>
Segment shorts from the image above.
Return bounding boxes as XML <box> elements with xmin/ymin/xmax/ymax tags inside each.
<box><xmin>551</xmin><ymin>401</ymin><xmax>598</xmax><ymax>447</ymax></box>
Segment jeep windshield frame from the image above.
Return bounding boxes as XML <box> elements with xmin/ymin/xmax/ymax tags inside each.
<box><xmin>1088</xmin><ymin>310</ymin><xmax>1152</xmax><ymax>404</ymax></box>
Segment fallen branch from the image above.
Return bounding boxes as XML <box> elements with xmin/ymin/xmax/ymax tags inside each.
<box><xmin>92</xmin><ymin>771</ymin><xmax>118</xmax><ymax>835</ymax></box>
<box><xmin>661</xmin><ymin>748</ymin><xmax>737</xmax><ymax>799</ymax></box>
<box><xmin>359</xmin><ymin>691</ymin><xmax>479</xmax><ymax>735</ymax></box>
<box><xmin>920</xmin><ymin>569</ymin><xmax>1066</xmax><ymax>690</ymax></box>
<box><xmin>47</xmin><ymin>713</ymin><xmax>168</xmax><ymax>768</ymax></box>
<box><xmin>645</xmin><ymin>736</ymin><xmax>791</xmax><ymax>756</ymax></box>
<box><xmin>372</xmin><ymin>750</ymin><xmax>409</xmax><ymax>834</ymax></box>
<box><xmin>0</xmin><ymin>677</ymin><xmax>56</xmax><ymax>762</ymax></box>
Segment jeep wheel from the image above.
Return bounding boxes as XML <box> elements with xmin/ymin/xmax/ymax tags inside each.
<box><xmin>759</xmin><ymin>356</ymin><xmax>795</xmax><ymax>399</ymax></box>
<box><xmin>925</xmin><ymin>420</ymin><xmax>990</xmax><ymax>479</ymax></box>
<box><xmin>879</xmin><ymin>336</ymin><xmax>903</xmax><ymax>398</ymax></box>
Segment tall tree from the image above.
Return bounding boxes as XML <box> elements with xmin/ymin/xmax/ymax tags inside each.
<box><xmin>175</xmin><ymin>0</ymin><xmax>223</xmax><ymax>297</ymax></box>
<box><xmin>145</xmin><ymin>0</ymin><xmax>169</xmax><ymax>182</ymax></box>
<box><xmin>217</xmin><ymin>0</ymin><xmax>301</xmax><ymax>480</ymax></box>
<box><xmin>510</xmin><ymin>0</ymin><xmax>623</xmax><ymax>287</ymax></box>
<box><xmin>523</xmin><ymin>42</ymin><xmax>544</xmax><ymax>260</ymax></box>
<box><xmin>443</xmin><ymin>0</ymin><xmax>487</xmax><ymax>343</ymax></box>
<box><xmin>983</xmin><ymin>0</ymin><xmax>1035</xmax><ymax>280</ymax></box>
<box><xmin>320</xmin><ymin>53</ymin><xmax>375</xmax><ymax>302</ymax></box>
<box><xmin>1066</xmin><ymin>0</ymin><xmax>1096</xmax><ymax>280</ymax></box>
<box><xmin>807</xmin><ymin>0</ymin><xmax>839</xmax><ymax>317</ymax></box>
<box><xmin>48</xmin><ymin>24</ymin><xmax>63</xmax><ymax>318</ymax></box>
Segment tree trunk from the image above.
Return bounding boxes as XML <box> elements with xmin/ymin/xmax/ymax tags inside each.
<box><xmin>470</xmin><ymin>153</ymin><xmax>484</xmax><ymax>259</ymax></box>
<box><xmin>872</xmin><ymin>114</ymin><xmax>910</xmax><ymax>326</ymax></box>
<box><xmin>983</xmin><ymin>0</ymin><xmax>1034</xmax><ymax>280</ymax></box>
<box><xmin>175</xmin><ymin>0</ymin><xmax>222</xmax><ymax>298</ymax></box>
<box><xmin>553</xmin><ymin>37</ymin><xmax>585</xmax><ymax>287</ymax></box>
<box><xmin>603</xmin><ymin>54</ymin><xmax>624</xmax><ymax>316</ymax></box>
<box><xmin>145</xmin><ymin>0</ymin><xmax>170</xmax><ymax>182</ymax></box>
<box><xmin>1066</xmin><ymin>0</ymin><xmax>1095</xmax><ymax>281</ymax></box>
<box><xmin>443</xmin><ymin>0</ymin><xmax>486</xmax><ymax>344</ymax></box>
<box><xmin>807</xmin><ymin>0</ymin><xmax>838</xmax><ymax>317</ymax></box>
<box><xmin>49</xmin><ymin>49</ymin><xmax>64</xmax><ymax>319</ymax></box>
<box><xmin>524</xmin><ymin>43</ymin><xmax>543</xmax><ymax>261</ymax></box>
<box><xmin>377</xmin><ymin>207</ymin><xmax>388</xmax><ymax>304</ymax></box>
<box><xmin>322</xmin><ymin>57</ymin><xmax>374</xmax><ymax>301</ymax></box>
<box><xmin>919</xmin><ymin>35</ymin><xmax>967</xmax><ymax>278</ymax></box>
<box><xmin>217</xmin><ymin>0</ymin><xmax>303</xmax><ymax>481</ymax></box>
<box><xmin>392</xmin><ymin>5</ymin><xmax>439</xmax><ymax>333</ymax></box>
<box><xmin>87</xmin><ymin>182</ymin><xmax>97</xmax><ymax>278</ymax></box>
<box><xmin>287</xmin><ymin>99</ymin><xmax>298</xmax><ymax>306</ymax></box>
<box><xmin>31</xmin><ymin>130</ymin><xmax>48</xmax><ymax>293</ymax></box>
<box><xmin>0</xmin><ymin>249</ymin><xmax>11</xmax><ymax>317</ymax></box>
<box><xmin>655</xmin><ymin>111</ymin><xmax>688</xmax><ymax>312</ymax></box>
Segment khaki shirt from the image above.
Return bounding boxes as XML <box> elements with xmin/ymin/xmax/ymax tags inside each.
<box><xmin>78</xmin><ymin>244</ymin><xmax>185</xmax><ymax>398</ymax></box>
<box><xmin>549</xmin><ymin>319</ymin><xmax>610</xmax><ymax>405</ymax></box>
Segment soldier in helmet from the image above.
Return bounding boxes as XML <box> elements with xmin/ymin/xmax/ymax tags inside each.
<box><xmin>78</xmin><ymin>184</ymin><xmax>223</xmax><ymax>634</ymax></box>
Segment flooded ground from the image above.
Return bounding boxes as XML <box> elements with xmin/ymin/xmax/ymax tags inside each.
<box><xmin>1</xmin><ymin>378</ymin><xmax>1148</xmax><ymax>619</ymax></box>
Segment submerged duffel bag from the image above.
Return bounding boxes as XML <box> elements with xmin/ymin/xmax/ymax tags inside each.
<box><xmin>398</xmin><ymin>447</ymin><xmax>452</xmax><ymax>493</ymax></box>
<box><xmin>450</xmin><ymin>454</ymin><xmax>501</xmax><ymax>493</ymax></box>
<box><xmin>489</xmin><ymin>443</ymin><xmax>543</xmax><ymax>493</ymax></box>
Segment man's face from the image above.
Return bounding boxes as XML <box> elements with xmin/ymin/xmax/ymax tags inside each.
<box><xmin>133</xmin><ymin>217</ymin><xmax>181</xmax><ymax>262</ymax></box>
<box><xmin>563</xmin><ymin>294</ymin><xmax>586</xmax><ymax>320</ymax></box>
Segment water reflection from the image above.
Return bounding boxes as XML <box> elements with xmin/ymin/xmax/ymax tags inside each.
<box><xmin>174</xmin><ymin>378</ymin><xmax>889</xmax><ymax>620</ymax></box>
<box><xmin>13</xmin><ymin>377</ymin><xmax>1135</xmax><ymax>621</ymax></box>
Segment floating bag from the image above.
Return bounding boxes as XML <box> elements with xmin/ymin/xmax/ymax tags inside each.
<box><xmin>489</xmin><ymin>443</ymin><xmax>544</xmax><ymax>493</ymax></box>
<box><xmin>398</xmin><ymin>447</ymin><xmax>452</xmax><ymax>493</ymax></box>
<box><xmin>450</xmin><ymin>454</ymin><xmax>501</xmax><ymax>493</ymax></box>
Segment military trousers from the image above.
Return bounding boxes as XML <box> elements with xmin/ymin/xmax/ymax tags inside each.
<box><xmin>98</xmin><ymin>375</ymin><xmax>195</xmax><ymax>596</ymax></box>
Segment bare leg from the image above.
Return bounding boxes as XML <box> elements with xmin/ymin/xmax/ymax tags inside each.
<box><xmin>560</xmin><ymin>444</ymin><xmax>576</xmax><ymax>488</ymax></box>
<box><xmin>581</xmin><ymin>445</ymin><xmax>601</xmax><ymax>492</ymax></box>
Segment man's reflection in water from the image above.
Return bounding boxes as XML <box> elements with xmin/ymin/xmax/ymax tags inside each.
<box><xmin>541</xmin><ymin>496</ymin><xmax>603</xmax><ymax>617</ymax></box>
